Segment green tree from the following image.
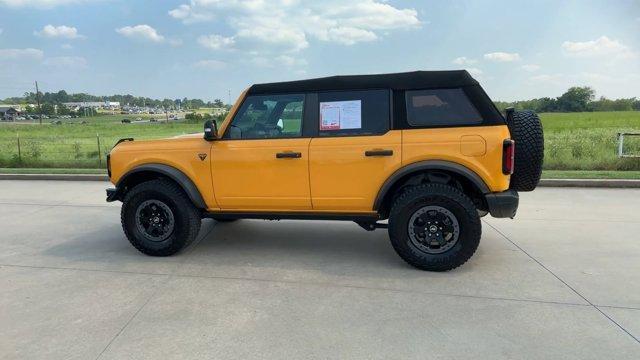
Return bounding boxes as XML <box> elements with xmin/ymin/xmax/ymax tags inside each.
<box><xmin>557</xmin><ymin>87</ymin><xmax>595</xmax><ymax>112</ymax></box>
<box><xmin>41</xmin><ymin>103</ymin><xmax>55</xmax><ymax>115</ymax></box>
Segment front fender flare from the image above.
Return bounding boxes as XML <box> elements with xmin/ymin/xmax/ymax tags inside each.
<box><xmin>115</xmin><ymin>163</ymin><xmax>207</xmax><ymax>209</ymax></box>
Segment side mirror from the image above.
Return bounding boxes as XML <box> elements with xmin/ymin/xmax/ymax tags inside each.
<box><xmin>203</xmin><ymin>120</ymin><xmax>217</xmax><ymax>141</ymax></box>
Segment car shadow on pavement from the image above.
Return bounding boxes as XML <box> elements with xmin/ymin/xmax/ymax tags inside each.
<box><xmin>40</xmin><ymin>216</ymin><xmax>491</xmax><ymax>278</ymax></box>
<box><xmin>183</xmin><ymin>219</ymin><xmax>428</xmax><ymax>276</ymax></box>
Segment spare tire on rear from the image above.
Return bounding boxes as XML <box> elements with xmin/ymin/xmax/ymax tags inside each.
<box><xmin>506</xmin><ymin>110</ymin><xmax>544</xmax><ymax>192</ymax></box>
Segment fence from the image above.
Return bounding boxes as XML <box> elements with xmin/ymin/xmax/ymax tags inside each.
<box><xmin>2</xmin><ymin>130</ymin><xmax>640</xmax><ymax>171</ymax></box>
<box><xmin>617</xmin><ymin>133</ymin><xmax>640</xmax><ymax>158</ymax></box>
<box><xmin>0</xmin><ymin>134</ymin><xmax>117</xmax><ymax>168</ymax></box>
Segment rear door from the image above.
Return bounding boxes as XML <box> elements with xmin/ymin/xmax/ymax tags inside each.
<box><xmin>308</xmin><ymin>89</ymin><xmax>402</xmax><ymax>211</ymax></box>
<box><xmin>211</xmin><ymin>93</ymin><xmax>312</xmax><ymax>210</ymax></box>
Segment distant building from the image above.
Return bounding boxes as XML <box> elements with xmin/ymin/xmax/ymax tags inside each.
<box><xmin>210</xmin><ymin>107</ymin><xmax>227</xmax><ymax>116</ymax></box>
<box><xmin>0</xmin><ymin>106</ymin><xmax>20</xmax><ymax>121</ymax></box>
<box><xmin>62</xmin><ymin>101</ymin><xmax>120</xmax><ymax>109</ymax></box>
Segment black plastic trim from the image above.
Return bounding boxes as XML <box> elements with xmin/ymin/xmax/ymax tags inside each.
<box><xmin>485</xmin><ymin>189</ymin><xmax>519</xmax><ymax>218</ymax></box>
<box><xmin>113</xmin><ymin>164</ymin><xmax>207</xmax><ymax>208</ymax></box>
<box><xmin>204</xmin><ymin>211</ymin><xmax>379</xmax><ymax>222</ymax></box>
<box><xmin>106</xmin><ymin>188</ymin><xmax>117</xmax><ymax>202</ymax></box>
<box><xmin>115</xmin><ymin>138</ymin><xmax>134</xmax><ymax>146</ymax></box>
<box><xmin>373</xmin><ymin>160</ymin><xmax>490</xmax><ymax>211</ymax></box>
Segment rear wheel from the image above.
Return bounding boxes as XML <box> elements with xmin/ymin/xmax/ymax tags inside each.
<box><xmin>121</xmin><ymin>179</ymin><xmax>201</xmax><ymax>256</ymax></box>
<box><xmin>388</xmin><ymin>184</ymin><xmax>481</xmax><ymax>271</ymax></box>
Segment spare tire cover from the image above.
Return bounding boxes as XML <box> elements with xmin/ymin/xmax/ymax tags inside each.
<box><xmin>506</xmin><ymin>110</ymin><xmax>544</xmax><ymax>192</ymax></box>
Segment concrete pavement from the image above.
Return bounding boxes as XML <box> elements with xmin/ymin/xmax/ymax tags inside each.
<box><xmin>0</xmin><ymin>181</ymin><xmax>638</xmax><ymax>359</ymax></box>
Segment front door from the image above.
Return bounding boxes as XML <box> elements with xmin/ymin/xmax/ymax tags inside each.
<box><xmin>211</xmin><ymin>93</ymin><xmax>311</xmax><ymax>210</ymax></box>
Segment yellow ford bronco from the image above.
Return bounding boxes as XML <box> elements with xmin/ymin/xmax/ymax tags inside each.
<box><xmin>106</xmin><ymin>71</ymin><xmax>544</xmax><ymax>271</ymax></box>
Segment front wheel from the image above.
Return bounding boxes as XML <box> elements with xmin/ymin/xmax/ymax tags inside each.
<box><xmin>121</xmin><ymin>179</ymin><xmax>201</xmax><ymax>256</ymax></box>
<box><xmin>388</xmin><ymin>183</ymin><xmax>481</xmax><ymax>271</ymax></box>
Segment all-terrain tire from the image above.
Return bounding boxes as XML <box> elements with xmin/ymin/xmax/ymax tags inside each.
<box><xmin>388</xmin><ymin>183</ymin><xmax>481</xmax><ymax>271</ymax></box>
<box><xmin>506</xmin><ymin>110</ymin><xmax>544</xmax><ymax>192</ymax></box>
<box><xmin>121</xmin><ymin>178</ymin><xmax>201</xmax><ymax>256</ymax></box>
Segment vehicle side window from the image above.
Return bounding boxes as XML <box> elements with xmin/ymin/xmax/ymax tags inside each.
<box><xmin>317</xmin><ymin>89</ymin><xmax>389</xmax><ymax>137</ymax></box>
<box><xmin>224</xmin><ymin>94</ymin><xmax>304</xmax><ymax>139</ymax></box>
<box><xmin>405</xmin><ymin>89</ymin><xmax>482</xmax><ymax>127</ymax></box>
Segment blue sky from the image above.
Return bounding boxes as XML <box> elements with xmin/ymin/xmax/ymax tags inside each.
<box><xmin>0</xmin><ymin>0</ymin><xmax>638</xmax><ymax>102</ymax></box>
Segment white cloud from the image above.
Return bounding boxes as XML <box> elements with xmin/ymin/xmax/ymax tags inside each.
<box><xmin>275</xmin><ymin>55</ymin><xmax>307</xmax><ymax>67</ymax></box>
<box><xmin>193</xmin><ymin>59</ymin><xmax>226</xmax><ymax>70</ymax></box>
<box><xmin>484</xmin><ymin>52</ymin><xmax>521</xmax><ymax>62</ymax></box>
<box><xmin>452</xmin><ymin>56</ymin><xmax>476</xmax><ymax>65</ymax></box>
<box><xmin>562</xmin><ymin>36</ymin><xmax>635</xmax><ymax>59</ymax></box>
<box><xmin>0</xmin><ymin>0</ymin><xmax>96</xmax><ymax>8</ymax></box>
<box><xmin>0</xmin><ymin>48</ymin><xmax>44</xmax><ymax>60</ymax></box>
<box><xmin>521</xmin><ymin>64</ymin><xmax>540</xmax><ymax>72</ymax></box>
<box><xmin>168</xmin><ymin>3</ymin><xmax>213</xmax><ymax>24</ymax></box>
<box><xmin>326</xmin><ymin>27</ymin><xmax>377</xmax><ymax>45</ymax></box>
<box><xmin>115</xmin><ymin>25</ymin><xmax>165</xmax><ymax>43</ymax></box>
<box><xmin>35</xmin><ymin>24</ymin><xmax>84</xmax><ymax>39</ymax></box>
<box><xmin>236</xmin><ymin>23</ymin><xmax>309</xmax><ymax>53</ymax></box>
<box><xmin>169</xmin><ymin>0</ymin><xmax>420</xmax><ymax>52</ymax></box>
<box><xmin>61</xmin><ymin>43</ymin><xmax>73</xmax><ymax>49</ymax></box>
<box><xmin>197</xmin><ymin>34</ymin><xmax>235</xmax><ymax>50</ymax></box>
<box><xmin>43</xmin><ymin>56</ymin><xmax>87</xmax><ymax>68</ymax></box>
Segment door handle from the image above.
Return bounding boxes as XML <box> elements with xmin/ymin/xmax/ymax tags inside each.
<box><xmin>276</xmin><ymin>152</ymin><xmax>302</xmax><ymax>159</ymax></box>
<box><xmin>365</xmin><ymin>149</ymin><xmax>393</xmax><ymax>157</ymax></box>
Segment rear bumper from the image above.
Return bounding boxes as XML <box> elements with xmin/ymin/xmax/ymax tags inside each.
<box><xmin>485</xmin><ymin>190</ymin><xmax>519</xmax><ymax>218</ymax></box>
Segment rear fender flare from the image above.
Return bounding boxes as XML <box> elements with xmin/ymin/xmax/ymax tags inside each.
<box><xmin>373</xmin><ymin>160</ymin><xmax>490</xmax><ymax>211</ymax></box>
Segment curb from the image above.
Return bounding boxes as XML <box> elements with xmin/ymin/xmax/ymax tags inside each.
<box><xmin>1</xmin><ymin>174</ymin><xmax>640</xmax><ymax>188</ymax></box>
<box><xmin>538</xmin><ymin>179</ymin><xmax>640</xmax><ymax>188</ymax></box>
<box><xmin>0</xmin><ymin>174</ymin><xmax>109</xmax><ymax>181</ymax></box>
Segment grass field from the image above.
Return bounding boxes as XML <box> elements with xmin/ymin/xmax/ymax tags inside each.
<box><xmin>0</xmin><ymin>114</ymin><xmax>202</xmax><ymax>168</ymax></box>
<box><xmin>541</xmin><ymin>111</ymin><xmax>640</xmax><ymax>171</ymax></box>
<box><xmin>0</xmin><ymin>111</ymin><xmax>638</xmax><ymax>172</ymax></box>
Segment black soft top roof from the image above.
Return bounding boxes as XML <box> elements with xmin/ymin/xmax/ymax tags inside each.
<box><xmin>248</xmin><ymin>70</ymin><xmax>479</xmax><ymax>95</ymax></box>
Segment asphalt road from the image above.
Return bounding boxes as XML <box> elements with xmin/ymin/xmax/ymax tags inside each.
<box><xmin>0</xmin><ymin>181</ymin><xmax>639</xmax><ymax>359</ymax></box>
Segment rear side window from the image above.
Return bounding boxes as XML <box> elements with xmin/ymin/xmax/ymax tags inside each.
<box><xmin>405</xmin><ymin>88</ymin><xmax>482</xmax><ymax>127</ymax></box>
<box><xmin>318</xmin><ymin>89</ymin><xmax>389</xmax><ymax>136</ymax></box>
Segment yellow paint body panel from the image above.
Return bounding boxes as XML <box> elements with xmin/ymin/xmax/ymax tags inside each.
<box><xmin>309</xmin><ymin>131</ymin><xmax>402</xmax><ymax>211</ymax></box>
<box><xmin>211</xmin><ymin>138</ymin><xmax>312</xmax><ymax>210</ymax></box>
<box><xmin>108</xmin><ymin>136</ymin><xmax>218</xmax><ymax>209</ymax></box>
<box><xmin>402</xmin><ymin>125</ymin><xmax>511</xmax><ymax>192</ymax></box>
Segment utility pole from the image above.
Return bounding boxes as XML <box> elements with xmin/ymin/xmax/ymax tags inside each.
<box><xmin>35</xmin><ymin>81</ymin><xmax>42</xmax><ymax>125</ymax></box>
<box><xmin>228</xmin><ymin>89</ymin><xmax>231</xmax><ymax>107</ymax></box>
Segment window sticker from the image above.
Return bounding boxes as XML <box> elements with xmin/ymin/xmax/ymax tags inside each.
<box><xmin>320</xmin><ymin>100</ymin><xmax>361</xmax><ymax>130</ymax></box>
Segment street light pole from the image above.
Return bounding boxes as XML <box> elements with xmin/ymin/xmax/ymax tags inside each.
<box><xmin>35</xmin><ymin>81</ymin><xmax>42</xmax><ymax>125</ymax></box>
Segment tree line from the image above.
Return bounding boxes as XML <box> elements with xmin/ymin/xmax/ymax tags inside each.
<box><xmin>494</xmin><ymin>87</ymin><xmax>640</xmax><ymax>113</ymax></box>
<box><xmin>3</xmin><ymin>87</ymin><xmax>639</xmax><ymax>114</ymax></box>
<box><xmin>1</xmin><ymin>90</ymin><xmax>228</xmax><ymax>110</ymax></box>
